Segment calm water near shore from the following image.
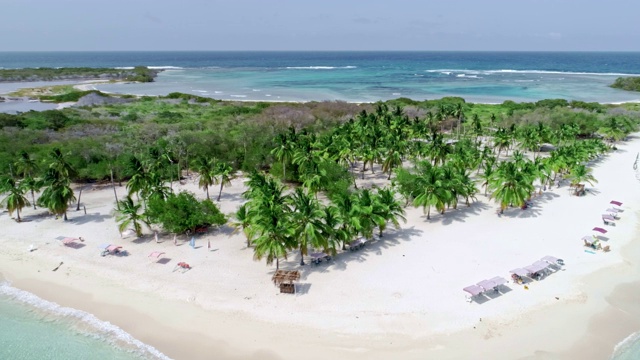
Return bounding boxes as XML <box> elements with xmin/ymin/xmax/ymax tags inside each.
<box><xmin>0</xmin><ymin>280</ymin><xmax>170</xmax><ymax>360</ymax></box>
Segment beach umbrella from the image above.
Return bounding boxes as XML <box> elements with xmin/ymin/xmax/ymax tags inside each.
<box><xmin>98</xmin><ymin>243</ymin><xmax>110</xmax><ymax>249</ymax></box>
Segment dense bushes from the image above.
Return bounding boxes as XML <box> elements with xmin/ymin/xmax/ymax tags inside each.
<box><xmin>146</xmin><ymin>192</ymin><xmax>226</xmax><ymax>234</ymax></box>
<box><xmin>610</xmin><ymin>77</ymin><xmax>640</xmax><ymax>92</ymax></box>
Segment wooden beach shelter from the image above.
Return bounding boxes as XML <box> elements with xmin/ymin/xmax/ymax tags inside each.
<box><xmin>271</xmin><ymin>270</ymin><xmax>300</xmax><ymax>294</ymax></box>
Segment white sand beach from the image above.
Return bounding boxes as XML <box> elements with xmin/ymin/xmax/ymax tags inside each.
<box><xmin>1</xmin><ymin>135</ymin><xmax>640</xmax><ymax>359</ymax></box>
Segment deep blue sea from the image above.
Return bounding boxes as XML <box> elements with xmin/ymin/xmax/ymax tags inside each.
<box><xmin>1</xmin><ymin>51</ymin><xmax>640</xmax><ymax>103</ymax></box>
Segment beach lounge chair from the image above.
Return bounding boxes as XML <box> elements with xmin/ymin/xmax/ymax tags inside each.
<box><xmin>524</xmin><ymin>263</ymin><xmax>547</xmax><ymax>280</ymax></box>
<box><xmin>541</xmin><ymin>256</ymin><xmax>564</xmax><ymax>267</ymax></box>
<box><xmin>310</xmin><ymin>252</ymin><xmax>331</xmax><ymax>265</ymax></box>
<box><xmin>463</xmin><ymin>285</ymin><xmax>484</xmax><ymax>302</ymax></box>
<box><xmin>610</xmin><ymin>200</ymin><xmax>623</xmax><ymax>207</ymax></box>
<box><xmin>488</xmin><ymin>276</ymin><xmax>508</xmax><ymax>292</ymax></box>
<box><xmin>592</xmin><ymin>227</ymin><xmax>607</xmax><ymax>235</ymax></box>
<box><xmin>477</xmin><ymin>279</ymin><xmax>499</xmax><ymax>293</ymax></box>
<box><xmin>602</xmin><ymin>214</ymin><xmax>615</xmax><ymax>225</ymax></box>
<box><xmin>509</xmin><ymin>268</ymin><xmax>528</xmax><ymax>284</ymax></box>
<box><xmin>349</xmin><ymin>238</ymin><xmax>367</xmax><ymax>251</ymax></box>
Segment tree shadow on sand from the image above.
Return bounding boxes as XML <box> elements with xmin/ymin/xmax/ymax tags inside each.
<box><xmin>70</xmin><ymin>212</ymin><xmax>111</xmax><ymax>225</ymax></box>
<box><xmin>288</xmin><ymin>226</ymin><xmax>424</xmax><ymax>277</ymax></box>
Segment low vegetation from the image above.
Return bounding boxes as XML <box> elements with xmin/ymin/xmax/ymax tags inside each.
<box><xmin>610</xmin><ymin>77</ymin><xmax>640</xmax><ymax>92</ymax></box>
<box><xmin>0</xmin><ymin>66</ymin><xmax>159</xmax><ymax>83</ymax></box>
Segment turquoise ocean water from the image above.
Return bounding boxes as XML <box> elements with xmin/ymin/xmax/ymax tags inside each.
<box><xmin>0</xmin><ymin>281</ymin><xmax>170</xmax><ymax>360</ymax></box>
<box><xmin>1</xmin><ymin>51</ymin><xmax>640</xmax><ymax>103</ymax></box>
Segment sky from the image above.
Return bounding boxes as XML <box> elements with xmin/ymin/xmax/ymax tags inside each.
<box><xmin>1</xmin><ymin>0</ymin><xmax>639</xmax><ymax>51</ymax></box>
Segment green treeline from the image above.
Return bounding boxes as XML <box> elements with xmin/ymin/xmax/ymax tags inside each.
<box><xmin>610</xmin><ymin>77</ymin><xmax>640</xmax><ymax>92</ymax></box>
<box><xmin>0</xmin><ymin>66</ymin><xmax>158</xmax><ymax>82</ymax></box>
<box><xmin>0</xmin><ymin>93</ymin><xmax>638</xmax><ymax>186</ymax></box>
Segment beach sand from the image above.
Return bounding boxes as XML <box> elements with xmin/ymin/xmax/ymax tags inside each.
<box><xmin>1</xmin><ymin>135</ymin><xmax>640</xmax><ymax>359</ymax></box>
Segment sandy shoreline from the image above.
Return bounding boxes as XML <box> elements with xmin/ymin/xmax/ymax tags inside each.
<box><xmin>1</xmin><ymin>135</ymin><xmax>640</xmax><ymax>359</ymax></box>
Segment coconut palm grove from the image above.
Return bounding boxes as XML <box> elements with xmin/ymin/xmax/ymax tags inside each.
<box><xmin>1</xmin><ymin>94</ymin><xmax>639</xmax><ymax>268</ymax></box>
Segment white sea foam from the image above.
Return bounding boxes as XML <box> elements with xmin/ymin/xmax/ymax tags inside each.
<box><xmin>392</xmin><ymin>93</ymin><xmax>401</xmax><ymax>96</ymax></box>
<box><xmin>147</xmin><ymin>66</ymin><xmax>184</xmax><ymax>70</ymax></box>
<box><xmin>214</xmin><ymin>91</ymin><xmax>223</xmax><ymax>94</ymax></box>
<box><xmin>114</xmin><ymin>67</ymin><xmax>135</xmax><ymax>70</ymax></box>
<box><xmin>252</xmin><ymin>89</ymin><xmax>261</xmax><ymax>92</ymax></box>
<box><xmin>192</xmin><ymin>90</ymin><xmax>208</xmax><ymax>93</ymax></box>
<box><xmin>611</xmin><ymin>331</ymin><xmax>640</xmax><ymax>359</ymax></box>
<box><xmin>285</xmin><ymin>66</ymin><xmax>357</xmax><ymax>70</ymax></box>
<box><xmin>0</xmin><ymin>281</ymin><xmax>172</xmax><ymax>360</ymax></box>
<box><xmin>230</xmin><ymin>94</ymin><xmax>247</xmax><ymax>98</ymax></box>
<box><xmin>426</xmin><ymin>69</ymin><xmax>638</xmax><ymax>76</ymax></box>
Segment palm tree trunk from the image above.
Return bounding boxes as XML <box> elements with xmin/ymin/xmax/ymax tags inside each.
<box><xmin>31</xmin><ymin>189</ymin><xmax>36</xmax><ymax>209</ymax></box>
<box><xmin>426</xmin><ymin>206</ymin><xmax>431</xmax><ymax>220</ymax></box>
<box><xmin>17</xmin><ymin>208</ymin><xmax>21</xmax><ymax>222</ymax></box>
<box><xmin>276</xmin><ymin>257</ymin><xmax>279</xmax><ymax>270</ymax></box>
<box><xmin>63</xmin><ymin>211</ymin><xmax>68</xmax><ymax>221</ymax></box>
<box><xmin>76</xmin><ymin>187</ymin><xmax>83</xmax><ymax>211</ymax></box>
<box><xmin>300</xmin><ymin>247</ymin><xmax>305</xmax><ymax>266</ymax></box>
<box><xmin>110</xmin><ymin>168</ymin><xmax>119</xmax><ymax>210</ymax></box>
<box><xmin>205</xmin><ymin>186</ymin><xmax>210</xmax><ymax>200</ymax></box>
<box><xmin>217</xmin><ymin>183</ymin><xmax>224</xmax><ymax>201</ymax></box>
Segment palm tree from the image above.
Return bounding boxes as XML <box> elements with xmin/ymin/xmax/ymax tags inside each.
<box><xmin>230</xmin><ymin>203</ymin><xmax>254</xmax><ymax>248</ymax></box>
<box><xmin>21</xmin><ymin>176</ymin><xmax>41</xmax><ymax>210</ymax></box>
<box><xmin>321</xmin><ymin>205</ymin><xmax>343</xmax><ymax>255</ymax></box>
<box><xmin>115</xmin><ymin>195</ymin><xmax>149</xmax><ymax>237</ymax></box>
<box><xmin>15</xmin><ymin>151</ymin><xmax>40</xmax><ymax>208</ymax></box>
<box><xmin>381</xmin><ymin>148</ymin><xmax>403</xmax><ymax>180</ymax></box>
<box><xmin>213</xmin><ymin>161</ymin><xmax>235</xmax><ymax>201</ymax></box>
<box><xmin>567</xmin><ymin>164</ymin><xmax>598</xmax><ymax>188</ymax></box>
<box><xmin>479</xmin><ymin>162</ymin><xmax>495</xmax><ymax>196</ymax></box>
<box><xmin>330</xmin><ymin>191</ymin><xmax>359</xmax><ymax>250</ymax></box>
<box><xmin>412</xmin><ymin>162</ymin><xmax>450</xmax><ymax>219</ymax></box>
<box><xmin>493</xmin><ymin>128</ymin><xmax>511</xmax><ymax>159</ymax></box>
<box><xmin>288</xmin><ymin>187</ymin><xmax>326</xmax><ymax>265</ymax></box>
<box><xmin>489</xmin><ymin>161</ymin><xmax>535</xmax><ymax>213</ymax></box>
<box><xmin>193</xmin><ymin>156</ymin><xmax>215</xmax><ymax>200</ymax></box>
<box><xmin>374</xmin><ymin>187</ymin><xmax>406</xmax><ymax>237</ymax></box>
<box><xmin>126</xmin><ymin>156</ymin><xmax>149</xmax><ymax>199</ymax></box>
<box><xmin>39</xmin><ymin>168</ymin><xmax>76</xmax><ymax>221</ymax></box>
<box><xmin>0</xmin><ymin>177</ymin><xmax>30</xmax><ymax>222</ymax></box>
<box><xmin>250</xmin><ymin>177</ymin><xmax>294</xmax><ymax>270</ymax></box>
<box><xmin>353</xmin><ymin>188</ymin><xmax>385</xmax><ymax>239</ymax></box>
<box><xmin>271</xmin><ymin>132</ymin><xmax>295</xmax><ymax>181</ymax></box>
<box><xmin>48</xmin><ymin>148</ymin><xmax>76</xmax><ymax>178</ymax></box>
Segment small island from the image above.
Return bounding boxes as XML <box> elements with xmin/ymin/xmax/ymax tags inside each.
<box><xmin>610</xmin><ymin>76</ymin><xmax>640</xmax><ymax>92</ymax></box>
<box><xmin>0</xmin><ymin>66</ymin><xmax>160</xmax><ymax>83</ymax></box>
